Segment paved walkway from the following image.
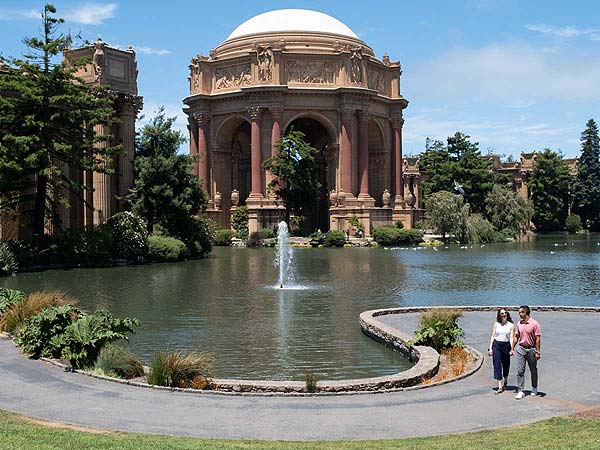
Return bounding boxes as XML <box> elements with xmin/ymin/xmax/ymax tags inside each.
<box><xmin>0</xmin><ymin>311</ymin><xmax>599</xmax><ymax>440</ymax></box>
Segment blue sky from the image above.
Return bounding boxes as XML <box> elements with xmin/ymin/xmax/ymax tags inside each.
<box><xmin>1</xmin><ymin>0</ymin><xmax>599</xmax><ymax>158</ymax></box>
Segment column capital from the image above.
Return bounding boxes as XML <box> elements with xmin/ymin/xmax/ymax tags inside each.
<box><xmin>192</xmin><ymin>112</ymin><xmax>210</xmax><ymax>126</ymax></box>
<box><xmin>116</xmin><ymin>94</ymin><xmax>143</xmax><ymax>116</ymax></box>
<box><xmin>357</xmin><ymin>109</ymin><xmax>371</xmax><ymax>122</ymax></box>
<box><xmin>391</xmin><ymin>116</ymin><xmax>405</xmax><ymax>128</ymax></box>
<box><xmin>340</xmin><ymin>106</ymin><xmax>355</xmax><ymax>121</ymax></box>
<box><xmin>247</xmin><ymin>105</ymin><xmax>262</xmax><ymax>121</ymax></box>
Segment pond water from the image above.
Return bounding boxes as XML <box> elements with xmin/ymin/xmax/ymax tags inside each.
<box><xmin>2</xmin><ymin>233</ymin><xmax>599</xmax><ymax>380</ymax></box>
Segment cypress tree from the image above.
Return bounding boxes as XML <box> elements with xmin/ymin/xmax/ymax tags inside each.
<box><xmin>528</xmin><ymin>149</ymin><xmax>573</xmax><ymax>232</ymax></box>
<box><xmin>572</xmin><ymin>119</ymin><xmax>600</xmax><ymax>231</ymax></box>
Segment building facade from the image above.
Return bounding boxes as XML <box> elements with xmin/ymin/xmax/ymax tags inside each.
<box><xmin>0</xmin><ymin>38</ymin><xmax>142</xmax><ymax>240</ymax></box>
<box><xmin>183</xmin><ymin>10</ymin><xmax>416</xmax><ymax>235</ymax></box>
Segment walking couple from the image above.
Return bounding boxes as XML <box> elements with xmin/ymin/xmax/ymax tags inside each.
<box><xmin>488</xmin><ymin>305</ymin><xmax>541</xmax><ymax>399</ymax></box>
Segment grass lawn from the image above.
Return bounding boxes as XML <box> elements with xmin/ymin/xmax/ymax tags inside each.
<box><xmin>0</xmin><ymin>409</ymin><xmax>599</xmax><ymax>450</ymax></box>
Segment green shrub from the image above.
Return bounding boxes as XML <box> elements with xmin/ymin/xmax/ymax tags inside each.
<box><xmin>180</xmin><ymin>216</ymin><xmax>214</xmax><ymax>257</ymax></box>
<box><xmin>16</xmin><ymin>305</ymin><xmax>79</xmax><ymax>358</ymax></box>
<box><xmin>0</xmin><ymin>288</ymin><xmax>25</xmax><ymax>315</ymax></box>
<box><xmin>309</xmin><ymin>230</ymin><xmax>326</xmax><ymax>247</ymax></box>
<box><xmin>259</xmin><ymin>228</ymin><xmax>276</xmax><ymax>239</ymax></box>
<box><xmin>147</xmin><ymin>235</ymin><xmax>189</xmax><ymax>262</ymax></box>
<box><xmin>323</xmin><ymin>230</ymin><xmax>346</xmax><ymax>247</ymax></box>
<box><xmin>0</xmin><ymin>290</ymin><xmax>76</xmax><ymax>334</ymax></box>
<box><xmin>247</xmin><ymin>229</ymin><xmax>277</xmax><ymax>247</ymax></box>
<box><xmin>58</xmin><ymin>310</ymin><xmax>140</xmax><ymax>369</ymax></box>
<box><xmin>410</xmin><ymin>309</ymin><xmax>464</xmax><ymax>351</ymax></box>
<box><xmin>213</xmin><ymin>229</ymin><xmax>234</xmax><ymax>246</ymax></box>
<box><xmin>394</xmin><ymin>220</ymin><xmax>404</xmax><ymax>229</ymax></box>
<box><xmin>4</xmin><ymin>241</ymin><xmax>37</xmax><ymax>270</ymax></box>
<box><xmin>106</xmin><ymin>211</ymin><xmax>148</xmax><ymax>263</ymax></box>
<box><xmin>348</xmin><ymin>216</ymin><xmax>364</xmax><ymax>232</ymax></box>
<box><xmin>372</xmin><ymin>226</ymin><xmax>423</xmax><ymax>246</ymax></box>
<box><xmin>290</xmin><ymin>215</ymin><xmax>309</xmax><ymax>237</ymax></box>
<box><xmin>0</xmin><ymin>241</ymin><xmax>18</xmax><ymax>276</ymax></box>
<box><xmin>94</xmin><ymin>343</ymin><xmax>145</xmax><ymax>379</ymax></box>
<box><xmin>466</xmin><ymin>214</ymin><xmax>496</xmax><ymax>244</ymax></box>
<box><xmin>148</xmin><ymin>350</ymin><xmax>213</xmax><ymax>389</ymax></box>
<box><xmin>304</xmin><ymin>370</ymin><xmax>319</xmax><ymax>393</ymax></box>
<box><xmin>231</xmin><ymin>206</ymin><xmax>249</xmax><ymax>240</ymax></box>
<box><xmin>566</xmin><ymin>214</ymin><xmax>583</xmax><ymax>233</ymax></box>
<box><xmin>61</xmin><ymin>226</ymin><xmax>114</xmax><ymax>267</ymax></box>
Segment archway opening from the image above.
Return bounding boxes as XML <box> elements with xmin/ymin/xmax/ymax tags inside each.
<box><xmin>368</xmin><ymin>120</ymin><xmax>387</xmax><ymax>207</ymax></box>
<box><xmin>284</xmin><ymin>117</ymin><xmax>331</xmax><ymax>232</ymax></box>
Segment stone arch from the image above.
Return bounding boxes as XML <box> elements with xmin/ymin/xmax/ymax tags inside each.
<box><xmin>368</xmin><ymin>117</ymin><xmax>388</xmax><ymax>207</ymax></box>
<box><xmin>283</xmin><ymin>111</ymin><xmax>338</xmax><ymax>147</ymax></box>
<box><xmin>213</xmin><ymin>115</ymin><xmax>252</xmax><ymax>225</ymax></box>
<box><xmin>283</xmin><ymin>116</ymin><xmax>335</xmax><ymax>232</ymax></box>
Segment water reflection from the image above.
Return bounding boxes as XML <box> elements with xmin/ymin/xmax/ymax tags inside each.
<box><xmin>2</xmin><ymin>233</ymin><xmax>598</xmax><ymax>380</ymax></box>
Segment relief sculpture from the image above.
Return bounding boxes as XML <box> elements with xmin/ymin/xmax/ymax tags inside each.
<box><xmin>256</xmin><ymin>45</ymin><xmax>273</xmax><ymax>81</ymax></box>
<box><xmin>286</xmin><ymin>60</ymin><xmax>334</xmax><ymax>84</ymax></box>
<box><xmin>215</xmin><ymin>64</ymin><xmax>252</xmax><ymax>89</ymax></box>
<box><xmin>349</xmin><ymin>48</ymin><xmax>363</xmax><ymax>84</ymax></box>
<box><xmin>367</xmin><ymin>70</ymin><xmax>385</xmax><ymax>93</ymax></box>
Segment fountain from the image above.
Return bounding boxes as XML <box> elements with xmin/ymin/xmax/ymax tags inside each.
<box><xmin>276</xmin><ymin>221</ymin><xmax>294</xmax><ymax>288</ymax></box>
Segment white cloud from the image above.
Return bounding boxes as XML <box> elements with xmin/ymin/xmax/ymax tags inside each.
<box><xmin>0</xmin><ymin>9</ymin><xmax>41</xmax><ymax>20</ymax></box>
<box><xmin>135</xmin><ymin>46</ymin><xmax>171</xmax><ymax>56</ymax></box>
<box><xmin>406</xmin><ymin>43</ymin><xmax>600</xmax><ymax>104</ymax></box>
<box><xmin>63</xmin><ymin>3</ymin><xmax>117</xmax><ymax>25</ymax></box>
<box><xmin>527</xmin><ymin>24</ymin><xmax>600</xmax><ymax>41</ymax></box>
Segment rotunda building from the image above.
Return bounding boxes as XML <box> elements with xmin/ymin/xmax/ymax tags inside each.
<box><xmin>184</xmin><ymin>9</ymin><xmax>417</xmax><ymax>234</ymax></box>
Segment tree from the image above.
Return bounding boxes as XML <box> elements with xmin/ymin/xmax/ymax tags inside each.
<box><xmin>262</xmin><ymin>131</ymin><xmax>321</xmax><ymax>224</ymax></box>
<box><xmin>572</xmin><ymin>119</ymin><xmax>600</xmax><ymax>231</ymax></box>
<box><xmin>420</xmin><ymin>133</ymin><xmax>506</xmax><ymax>213</ymax></box>
<box><xmin>485</xmin><ymin>185</ymin><xmax>532</xmax><ymax>234</ymax></box>
<box><xmin>129</xmin><ymin>108</ymin><xmax>207</xmax><ymax>236</ymax></box>
<box><xmin>527</xmin><ymin>149</ymin><xmax>573</xmax><ymax>232</ymax></box>
<box><xmin>0</xmin><ymin>4</ymin><xmax>120</xmax><ymax>245</ymax></box>
<box><xmin>425</xmin><ymin>190</ymin><xmax>470</xmax><ymax>243</ymax></box>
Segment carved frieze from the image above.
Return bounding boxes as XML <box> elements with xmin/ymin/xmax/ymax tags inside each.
<box><xmin>286</xmin><ymin>60</ymin><xmax>334</xmax><ymax>84</ymax></box>
<box><xmin>190</xmin><ymin>63</ymin><xmax>201</xmax><ymax>94</ymax></box>
<box><xmin>215</xmin><ymin>63</ymin><xmax>252</xmax><ymax>89</ymax></box>
<box><xmin>368</xmin><ymin>69</ymin><xmax>385</xmax><ymax>92</ymax></box>
<box><xmin>256</xmin><ymin>45</ymin><xmax>273</xmax><ymax>82</ymax></box>
<box><xmin>349</xmin><ymin>48</ymin><xmax>363</xmax><ymax>84</ymax></box>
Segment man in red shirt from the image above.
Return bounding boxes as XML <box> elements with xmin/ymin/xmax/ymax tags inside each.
<box><xmin>512</xmin><ymin>305</ymin><xmax>542</xmax><ymax>399</ymax></box>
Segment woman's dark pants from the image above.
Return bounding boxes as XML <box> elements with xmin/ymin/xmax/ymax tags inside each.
<box><xmin>492</xmin><ymin>340</ymin><xmax>511</xmax><ymax>380</ymax></box>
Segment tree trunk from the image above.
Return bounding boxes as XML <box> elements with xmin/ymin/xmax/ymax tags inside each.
<box><xmin>33</xmin><ymin>173</ymin><xmax>47</xmax><ymax>247</ymax></box>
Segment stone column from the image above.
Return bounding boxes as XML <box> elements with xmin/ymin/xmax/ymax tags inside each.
<box><xmin>392</xmin><ymin>117</ymin><xmax>405</xmax><ymax>207</ymax></box>
<box><xmin>268</xmin><ymin>107</ymin><xmax>283</xmax><ymax>194</ymax></box>
<box><xmin>248</xmin><ymin>106</ymin><xmax>263</xmax><ymax>199</ymax></box>
<box><xmin>340</xmin><ymin>107</ymin><xmax>354</xmax><ymax>196</ymax></box>
<box><xmin>92</xmin><ymin>123</ymin><xmax>111</xmax><ymax>224</ymax></box>
<box><xmin>194</xmin><ymin>113</ymin><xmax>210</xmax><ymax>193</ymax></box>
<box><xmin>189</xmin><ymin>116</ymin><xmax>199</xmax><ymax>177</ymax></box>
<box><xmin>117</xmin><ymin>95</ymin><xmax>142</xmax><ymax>209</ymax></box>
<box><xmin>358</xmin><ymin>111</ymin><xmax>370</xmax><ymax>198</ymax></box>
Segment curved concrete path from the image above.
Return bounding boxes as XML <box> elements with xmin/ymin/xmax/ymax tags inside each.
<box><xmin>0</xmin><ymin>310</ymin><xmax>599</xmax><ymax>440</ymax></box>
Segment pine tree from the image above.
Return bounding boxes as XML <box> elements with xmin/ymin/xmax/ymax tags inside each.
<box><xmin>572</xmin><ymin>119</ymin><xmax>600</xmax><ymax>231</ymax></box>
<box><xmin>528</xmin><ymin>149</ymin><xmax>573</xmax><ymax>232</ymax></box>
<box><xmin>0</xmin><ymin>4</ymin><xmax>120</xmax><ymax>245</ymax></box>
<box><xmin>130</xmin><ymin>108</ymin><xmax>207</xmax><ymax>234</ymax></box>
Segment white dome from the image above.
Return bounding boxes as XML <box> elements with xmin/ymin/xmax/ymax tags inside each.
<box><xmin>226</xmin><ymin>9</ymin><xmax>359</xmax><ymax>41</ymax></box>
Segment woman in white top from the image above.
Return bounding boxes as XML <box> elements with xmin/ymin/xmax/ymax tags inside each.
<box><xmin>488</xmin><ymin>308</ymin><xmax>515</xmax><ymax>394</ymax></box>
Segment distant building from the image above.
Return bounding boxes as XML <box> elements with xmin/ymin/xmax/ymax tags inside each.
<box><xmin>183</xmin><ymin>9</ymin><xmax>415</xmax><ymax>235</ymax></box>
<box><xmin>0</xmin><ymin>38</ymin><xmax>142</xmax><ymax>240</ymax></box>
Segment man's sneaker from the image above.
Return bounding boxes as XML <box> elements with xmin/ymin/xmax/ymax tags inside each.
<box><xmin>530</xmin><ymin>388</ymin><xmax>538</xmax><ymax>396</ymax></box>
<box><xmin>515</xmin><ymin>391</ymin><xmax>525</xmax><ymax>400</ymax></box>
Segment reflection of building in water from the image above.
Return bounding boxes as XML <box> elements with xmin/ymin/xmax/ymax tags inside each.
<box><xmin>185</xmin><ymin>9</ymin><xmax>411</xmax><ymax>235</ymax></box>
<box><xmin>0</xmin><ymin>38</ymin><xmax>142</xmax><ymax>240</ymax></box>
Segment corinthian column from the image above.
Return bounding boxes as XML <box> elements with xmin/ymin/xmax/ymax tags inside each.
<box><xmin>358</xmin><ymin>111</ymin><xmax>370</xmax><ymax>198</ymax></box>
<box><xmin>248</xmin><ymin>106</ymin><xmax>264</xmax><ymax>198</ymax></box>
<box><xmin>194</xmin><ymin>113</ymin><xmax>210</xmax><ymax>193</ymax></box>
<box><xmin>340</xmin><ymin>107</ymin><xmax>354</xmax><ymax>196</ymax></box>
<box><xmin>189</xmin><ymin>116</ymin><xmax>199</xmax><ymax>177</ymax></box>
<box><xmin>267</xmin><ymin>107</ymin><xmax>283</xmax><ymax>195</ymax></box>
<box><xmin>92</xmin><ymin>124</ymin><xmax>111</xmax><ymax>224</ymax></box>
<box><xmin>392</xmin><ymin>117</ymin><xmax>405</xmax><ymax>208</ymax></box>
<box><xmin>117</xmin><ymin>94</ymin><xmax>142</xmax><ymax>210</ymax></box>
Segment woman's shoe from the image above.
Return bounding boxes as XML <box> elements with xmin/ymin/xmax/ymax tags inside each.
<box><xmin>495</xmin><ymin>388</ymin><xmax>504</xmax><ymax>395</ymax></box>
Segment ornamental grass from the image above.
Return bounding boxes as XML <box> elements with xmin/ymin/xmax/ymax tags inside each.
<box><xmin>147</xmin><ymin>350</ymin><xmax>213</xmax><ymax>389</ymax></box>
<box><xmin>0</xmin><ymin>290</ymin><xmax>76</xmax><ymax>334</ymax></box>
<box><xmin>94</xmin><ymin>343</ymin><xmax>145</xmax><ymax>379</ymax></box>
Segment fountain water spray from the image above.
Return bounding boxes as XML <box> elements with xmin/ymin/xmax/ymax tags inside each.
<box><xmin>276</xmin><ymin>221</ymin><xmax>294</xmax><ymax>288</ymax></box>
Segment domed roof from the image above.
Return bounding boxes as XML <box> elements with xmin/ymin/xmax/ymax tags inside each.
<box><xmin>226</xmin><ymin>9</ymin><xmax>359</xmax><ymax>41</ymax></box>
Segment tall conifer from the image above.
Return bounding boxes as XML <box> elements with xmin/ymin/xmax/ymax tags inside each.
<box><xmin>572</xmin><ymin>119</ymin><xmax>600</xmax><ymax>231</ymax></box>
